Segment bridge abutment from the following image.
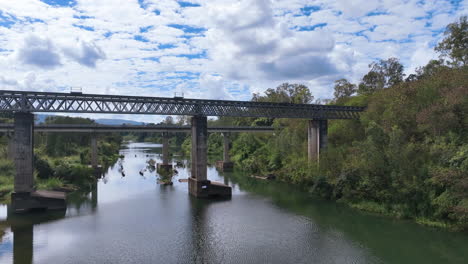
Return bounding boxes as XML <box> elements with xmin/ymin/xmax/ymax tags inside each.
<box><xmin>189</xmin><ymin>116</ymin><xmax>231</xmax><ymax>198</ymax></box>
<box><xmin>308</xmin><ymin>120</ymin><xmax>328</xmax><ymax>162</ymax></box>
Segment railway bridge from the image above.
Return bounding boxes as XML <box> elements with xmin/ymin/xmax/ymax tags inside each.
<box><xmin>0</xmin><ymin>90</ymin><xmax>364</xmax><ymax>212</ymax></box>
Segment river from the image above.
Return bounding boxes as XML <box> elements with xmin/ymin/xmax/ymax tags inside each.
<box><xmin>0</xmin><ymin>142</ymin><xmax>467</xmax><ymax>264</ymax></box>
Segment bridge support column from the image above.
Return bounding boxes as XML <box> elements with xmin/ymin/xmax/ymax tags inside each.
<box><xmin>158</xmin><ymin>132</ymin><xmax>172</xmax><ymax>172</ymax></box>
<box><xmin>90</xmin><ymin>134</ymin><xmax>98</xmax><ymax>169</ymax></box>
<box><xmin>11</xmin><ymin>113</ymin><xmax>66</xmax><ymax>213</ymax></box>
<box><xmin>216</xmin><ymin>133</ymin><xmax>233</xmax><ymax>171</ymax></box>
<box><xmin>308</xmin><ymin>120</ymin><xmax>328</xmax><ymax>162</ymax></box>
<box><xmin>189</xmin><ymin>116</ymin><xmax>231</xmax><ymax>198</ymax></box>
<box><xmin>7</xmin><ymin>132</ymin><xmax>15</xmax><ymax>160</ymax></box>
<box><xmin>13</xmin><ymin>113</ymin><xmax>34</xmax><ymax>193</ymax></box>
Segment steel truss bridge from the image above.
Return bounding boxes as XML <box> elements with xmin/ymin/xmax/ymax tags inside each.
<box><xmin>0</xmin><ymin>124</ymin><xmax>275</xmax><ymax>133</ymax></box>
<box><xmin>0</xmin><ymin>90</ymin><xmax>364</xmax><ymax>119</ymax></box>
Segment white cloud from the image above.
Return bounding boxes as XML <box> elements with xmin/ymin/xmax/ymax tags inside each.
<box><xmin>0</xmin><ymin>0</ymin><xmax>464</xmax><ymax>122</ymax></box>
<box><xmin>199</xmin><ymin>73</ymin><xmax>232</xmax><ymax>100</ymax></box>
<box><xmin>16</xmin><ymin>34</ymin><xmax>62</xmax><ymax>69</ymax></box>
<box><xmin>62</xmin><ymin>40</ymin><xmax>106</xmax><ymax>67</ymax></box>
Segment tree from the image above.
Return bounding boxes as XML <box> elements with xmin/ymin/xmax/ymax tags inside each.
<box><xmin>415</xmin><ymin>59</ymin><xmax>446</xmax><ymax>79</ymax></box>
<box><xmin>333</xmin><ymin>79</ymin><xmax>357</xmax><ymax>100</ymax></box>
<box><xmin>176</xmin><ymin>115</ymin><xmax>190</xmax><ymax>125</ymax></box>
<box><xmin>358</xmin><ymin>71</ymin><xmax>385</xmax><ymax>94</ymax></box>
<box><xmin>253</xmin><ymin>83</ymin><xmax>313</xmax><ymax>104</ymax></box>
<box><xmin>163</xmin><ymin>116</ymin><xmax>174</xmax><ymax>125</ymax></box>
<box><xmin>358</xmin><ymin>58</ymin><xmax>405</xmax><ymax>94</ymax></box>
<box><xmin>435</xmin><ymin>16</ymin><xmax>468</xmax><ymax>67</ymax></box>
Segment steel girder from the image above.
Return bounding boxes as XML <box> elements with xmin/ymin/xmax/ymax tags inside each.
<box><xmin>0</xmin><ymin>90</ymin><xmax>364</xmax><ymax>119</ymax></box>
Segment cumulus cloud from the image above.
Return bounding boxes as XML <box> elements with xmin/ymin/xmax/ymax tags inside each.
<box><xmin>16</xmin><ymin>34</ymin><xmax>62</xmax><ymax>69</ymax></box>
<box><xmin>0</xmin><ymin>72</ymin><xmax>59</xmax><ymax>91</ymax></box>
<box><xmin>199</xmin><ymin>73</ymin><xmax>232</xmax><ymax>100</ymax></box>
<box><xmin>63</xmin><ymin>40</ymin><xmax>106</xmax><ymax>67</ymax></box>
<box><xmin>0</xmin><ymin>0</ymin><xmax>464</xmax><ymax>121</ymax></box>
<box><xmin>201</xmin><ymin>0</ymin><xmax>341</xmax><ymax>82</ymax></box>
<box><xmin>0</xmin><ymin>76</ymin><xmax>18</xmax><ymax>86</ymax></box>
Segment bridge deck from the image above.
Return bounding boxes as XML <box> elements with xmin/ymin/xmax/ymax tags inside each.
<box><xmin>0</xmin><ymin>90</ymin><xmax>364</xmax><ymax>119</ymax></box>
<box><xmin>0</xmin><ymin>124</ymin><xmax>275</xmax><ymax>133</ymax></box>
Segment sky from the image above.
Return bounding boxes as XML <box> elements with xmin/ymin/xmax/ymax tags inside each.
<box><xmin>0</xmin><ymin>0</ymin><xmax>466</xmax><ymax>122</ymax></box>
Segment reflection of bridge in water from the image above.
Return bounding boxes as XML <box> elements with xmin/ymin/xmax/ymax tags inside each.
<box><xmin>0</xmin><ymin>90</ymin><xmax>364</xmax><ymax>212</ymax></box>
<box><xmin>0</xmin><ymin>182</ymin><xmax>97</xmax><ymax>264</ymax></box>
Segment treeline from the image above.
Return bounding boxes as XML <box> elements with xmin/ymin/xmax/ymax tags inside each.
<box><xmin>204</xmin><ymin>17</ymin><xmax>468</xmax><ymax>230</ymax></box>
<box><xmin>0</xmin><ymin>115</ymin><xmax>122</xmax><ymax>202</ymax></box>
<box><xmin>33</xmin><ymin>116</ymin><xmax>122</xmax><ymax>182</ymax></box>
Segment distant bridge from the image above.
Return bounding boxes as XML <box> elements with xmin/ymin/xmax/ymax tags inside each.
<box><xmin>0</xmin><ymin>124</ymin><xmax>275</xmax><ymax>133</ymax></box>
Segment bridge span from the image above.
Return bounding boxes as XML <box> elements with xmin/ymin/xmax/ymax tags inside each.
<box><xmin>0</xmin><ymin>90</ymin><xmax>364</xmax><ymax>212</ymax></box>
<box><xmin>0</xmin><ymin>123</ymin><xmax>275</xmax><ymax>133</ymax></box>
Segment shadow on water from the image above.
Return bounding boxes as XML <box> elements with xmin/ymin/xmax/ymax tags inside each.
<box><xmin>221</xmin><ymin>170</ymin><xmax>468</xmax><ymax>264</ymax></box>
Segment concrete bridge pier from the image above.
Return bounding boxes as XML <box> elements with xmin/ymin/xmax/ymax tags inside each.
<box><xmin>189</xmin><ymin>116</ymin><xmax>231</xmax><ymax>198</ymax></box>
<box><xmin>90</xmin><ymin>134</ymin><xmax>98</xmax><ymax>169</ymax></box>
<box><xmin>11</xmin><ymin>113</ymin><xmax>66</xmax><ymax>213</ymax></box>
<box><xmin>90</xmin><ymin>134</ymin><xmax>103</xmax><ymax>175</ymax></box>
<box><xmin>13</xmin><ymin>113</ymin><xmax>34</xmax><ymax>194</ymax></box>
<box><xmin>6</xmin><ymin>132</ymin><xmax>15</xmax><ymax>160</ymax></box>
<box><xmin>216</xmin><ymin>132</ymin><xmax>233</xmax><ymax>171</ymax></box>
<box><xmin>308</xmin><ymin>119</ymin><xmax>328</xmax><ymax>163</ymax></box>
<box><xmin>158</xmin><ymin>132</ymin><xmax>172</xmax><ymax>172</ymax></box>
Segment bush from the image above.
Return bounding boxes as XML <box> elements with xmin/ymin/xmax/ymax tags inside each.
<box><xmin>35</xmin><ymin>155</ymin><xmax>54</xmax><ymax>179</ymax></box>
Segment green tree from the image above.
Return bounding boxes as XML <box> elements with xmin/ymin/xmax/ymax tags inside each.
<box><xmin>253</xmin><ymin>83</ymin><xmax>313</xmax><ymax>104</ymax></box>
<box><xmin>435</xmin><ymin>16</ymin><xmax>468</xmax><ymax>67</ymax></box>
<box><xmin>358</xmin><ymin>58</ymin><xmax>405</xmax><ymax>94</ymax></box>
<box><xmin>333</xmin><ymin>78</ymin><xmax>357</xmax><ymax>100</ymax></box>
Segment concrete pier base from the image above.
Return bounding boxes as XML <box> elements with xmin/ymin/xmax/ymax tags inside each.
<box><xmin>11</xmin><ymin>190</ymin><xmax>66</xmax><ymax>213</ymax></box>
<box><xmin>188</xmin><ymin>178</ymin><xmax>231</xmax><ymax>198</ymax></box>
<box><xmin>215</xmin><ymin>161</ymin><xmax>234</xmax><ymax>171</ymax></box>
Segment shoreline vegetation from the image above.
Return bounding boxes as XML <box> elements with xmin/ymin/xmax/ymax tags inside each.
<box><xmin>0</xmin><ymin>115</ymin><xmax>122</xmax><ymax>204</ymax></box>
<box><xmin>182</xmin><ymin>17</ymin><xmax>466</xmax><ymax>231</ymax></box>
<box><xmin>203</xmin><ymin>66</ymin><xmax>466</xmax><ymax>232</ymax></box>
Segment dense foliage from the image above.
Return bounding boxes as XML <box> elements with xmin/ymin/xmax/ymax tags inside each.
<box><xmin>205</xmin><ymin>18</ymin><xmax>468</xmax><ymax>230</ymax></box>
<box><xmin>0</xmin><ymin>115</ymin><xmax>123</xmax><ymax>202</ymax></box>
<box><xmin>208</xmin><ymin>67</ymin><xmax>466</xmax><ymax>230</ymax></box>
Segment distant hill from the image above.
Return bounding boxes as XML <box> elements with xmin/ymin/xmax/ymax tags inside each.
<box><xmin>35</xmin><ymin>114</ymin><xmax>145</xmax><ymax>125</ymax></box>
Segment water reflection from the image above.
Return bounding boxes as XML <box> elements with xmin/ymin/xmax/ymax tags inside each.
<box><xmin>224</xmin><ymin>172</ymin><xmax>468</xmax><ymax>264</ymax></box>
<box><xmin>0</xmin><ymin>207</ymin><xmax>66</xmax><ymax>264</ymax></box>
<box><xmin>0</xmin><ymin>168</ymin><xmax>99</xmax><ymax>264</ymax></box>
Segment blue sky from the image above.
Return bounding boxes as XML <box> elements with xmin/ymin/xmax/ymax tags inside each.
<box><xmin>0</xmin><ymin>0</ymin><xmax>466</xmax><ymax>121</ymax></box>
